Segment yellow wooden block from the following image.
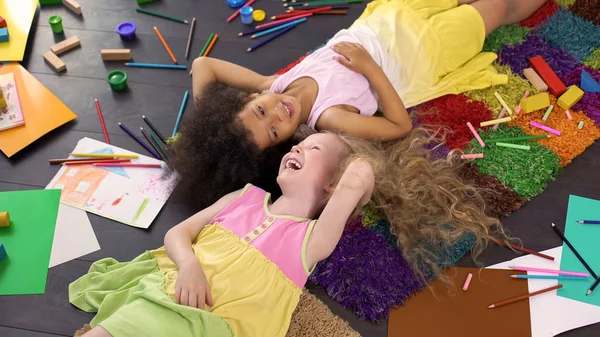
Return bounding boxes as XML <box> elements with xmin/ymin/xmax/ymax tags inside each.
<box><xmin>557</xmin><ymin>85</ymin><xmax>584</xmax><ymax>110</ymax></box>
<box><xmin>0</xmin><ymin>211</ymin><xmax>10</xmax><ymax>227</ymax></box>
<box><xmin>521</xmin><ymin>92</ymin><xmax>550</xmax><ymax>114</ymax></box>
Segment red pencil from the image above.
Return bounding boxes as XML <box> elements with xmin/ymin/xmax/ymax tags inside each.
<box><xmin>63</xmin><ymin>159</ymin><xmax>131</xmax><ymax>166</ymax></box>
<box><xmin>227</xmin><ymin>0</ymin><xmax>256</xmax><ymax>22</ymax></box>
<box><xmin>256</xmin><ymin>13</ymin><xmax>312</xmax><ymax>29</ymax></box>
<box><xmin>493</xmin><ymin>239</ymin><xmax>555</xmax><ymax>261</ymax></box>
<box><xmin>95</xmin><ymin>98</ymin><xmax>110</xmax><ymax>144</ymax></box>
<box><xmin>271</xmin><ymin>6</ymin><xmax>332</xmax><ymax>20</ymax></box>
<box><xmin>93</xmin><ymin>163</ymin><xmax>163</xmax><ymax>168</ymax></box>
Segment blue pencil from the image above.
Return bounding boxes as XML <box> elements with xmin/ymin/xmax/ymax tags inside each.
<box><xmin>124</xmin><ymin>63</ymin><xmax>187</xmax><ymax>70</ymax></box>
<box><xmin>251</xmin><ymin>18</ymin><xmax>307</xmax><ymax>39</ymax></box>
<box><xmin>118</xmin><ymin>122</ymin><xmax>161</xmax><ymax>159</ymax></box>
<box><xmin>511</xmin><ymin>274</ymin><xmax>588</xmax><ymax>280</ymax></box>
<box><xmin>291</xmin><ymin>3</ymin><xmax>349</xmax><ymax>9</ymax></box>
<box><xmin>248</xmin><ymin>25</ymin><xmax>296</xmax><ymax>52</ymax></box>
<box><xmin>172</xmin><ymin>91</ymin><xmax>189</xmax><ymax>137</ymax></box>
<box><xmin>578</xmin><ymin>220</ymin><xmax>600</xmax><ymax>224</ymax></box>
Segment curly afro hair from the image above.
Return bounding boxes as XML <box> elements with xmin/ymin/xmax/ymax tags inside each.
<box><xmin>167</xmin><ymin>82</ymin><xmax>295</xmax><ymax>210</ymax></box>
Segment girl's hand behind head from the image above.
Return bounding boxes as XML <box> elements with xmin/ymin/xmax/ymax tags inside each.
<box><xmin>338</xmin><ymin>158</ymin><xmax>375</xmax><ymax>208</ymax></box>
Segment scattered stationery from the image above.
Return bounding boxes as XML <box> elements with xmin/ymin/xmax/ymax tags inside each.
<box><xmin>0</xmin><ymin>189</ymin><xmax>61</xmax><ymax>295</ymax></box>
<box><xmin>46</xmin><ymin>138</ymin><xmax>175</xmax><ymax>228</ymax></box>
<box><xmin>0</xmin><ymin>72</ymin><xmax>24</xmax><ymax>131</ymax></box>
<box><xmin>0</xmin><ymin>63</ymin><xmax>77</xmax><ymax>157</ymax></box>
<box><xmin>388</xmin><ymin>267</ymin><xmax>531</xmax><ymax>337</ymax></box>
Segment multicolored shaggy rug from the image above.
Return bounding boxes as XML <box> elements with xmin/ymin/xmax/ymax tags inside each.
<box><xmin>276</xmin><ymin>0</ymin><xmax>600</xmax><ymax>322</ymax></box>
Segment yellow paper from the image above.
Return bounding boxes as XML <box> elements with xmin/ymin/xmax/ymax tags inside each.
<box><xmin>0</xmin><ymin>0</ymin><xmax>39</xmax><ymax>61</ymax></box>
<box><xmin>0</xmin><ymin>63</ymin><xmax>77</xmax><ymax>157</ymax></box>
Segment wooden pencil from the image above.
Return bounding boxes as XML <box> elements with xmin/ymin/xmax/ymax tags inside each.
<box><xmin>492</xmin><ymin>239</ymin><xmax>555</xmax><ymax>261</ymax></box>
<box><xmin>288</xmin><ymin>3</ymin><xmax>349</xmax><ymax>10</ymax></box>
<box><xmin>248</xmin><ymin>25</ymin><xmax>296</xmax><ymax>52</ymax></box>
<box><xmin>185</xmin><ymin>17</ymin><xmax>196</xmax><ymax>59</ymax></box>
<box><xmin>63</xmin><ymin>159</ymin><xmax>131</xmax><ymax>166</ymax></box>
<box><xmin>118</xmin><ymin>122</ymin><xmax>160</xmax><ymax>159</ymax></box>
<box><xmin>153</xmin><ymin>26</ymin><xmax>178</xmax><ymax>64</ymax></box>
<box><xmin>49</xmin><ymin>157</ymin><xmax>117</xmax><ymax>164</ymax></box>
<box><xmin>199</xmin><ymin>33</ymin><xmax>215</xmax><ymax>57</ymax></box>
<box><xmin>256</xmin><ymin>13</ymin><xmax>312</xmax><ymax>29</ymax></box>
<box><xmin>142</xmin><ymin>115</ymin><xmax>167</xmax><ymax>144</ymax></box>
<box><xmin>272</xmin><ymin>6</ymin><xmax>332</xmax><ymax>19</ymax></box>
<box><xmin>313</xmin><ymin>10</ymin><xmax>347</xmax><ymax>14</ymax></box>
<box><xmin>94</xmin><ymin>98</ymin><xmax>110</xmax><ymax>144</ymax></box>
<box><xmin>150</xmin><ymin>132</ymin><xmax>170</xmax><ymax>162</ymax></box>
<box><xmin>70</xmin><ymin>153</ymin><xmax>139</xmax><ymax>159</ymax></box>
<box><xmin>94</xmin><ymin>163</ymin><xmax>163</xmax><ymax>168</ymax></box>
<box><xmin>203</xmin><ymin>34</ymin><xmax>218</xmax><ymax>57</ymax></box>
<box><xmin>251</xmin><ymin>18</ymin><xmax>306</xmax><ymax>39</ymax></box>
<box><xmin>140</xmin><ymin>127</ymin><xmax>164</xmax><ymax>161</ymax></box>
<box><xmin>227</xmin><ymin>0</ymin><xmax>256</xmax><ymax>22</ymax></box>
<box><xmin>488</xmin><ymin>284</ymin><xmax>563</xmax><ymax>309</ymax></box>
<box><xmin>551</xmin><ymin>223</ymin><xmax>598</xmax><ymax>278</ymax></box>
<box><xmin>587</xmin><ymin>277</ymin><xmax>600</xmax><ymax>295</ymax></box>
<box><xmin>136</xmin><ymin>8</ymin><xmax>189</xmax><ymax>24</ymax></box>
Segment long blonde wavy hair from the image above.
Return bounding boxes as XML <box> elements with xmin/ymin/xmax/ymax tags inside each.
<box><xmin>332</xmin><ymin>126</ymin><xmax>510</xmax><ymax>281</ymax></box>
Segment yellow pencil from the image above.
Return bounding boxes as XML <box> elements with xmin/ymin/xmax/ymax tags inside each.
<box><xmin>70</xmin><ymin>153</ymin><xmax>139</xmax><ymax>159</ymax></box>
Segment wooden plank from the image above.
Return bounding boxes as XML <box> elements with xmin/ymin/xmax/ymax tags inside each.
<box><xmin>523</xmin><ymin>68</ymin><xmax>548</xmax><ymax>93</ymax></box>
<box><xmin>62</xmin><ymin>0</ymin><xmax>82</xmax><ymax>15</ymax></box>
<box><xmin>50</xmin><ymin>36</ymin><xmax>81</xmax><ymax>55</ymax></box>
<box><xmin>42</xmin><ymin>51</ymin><xmax>66</xmax><ymax>72</ymax></box>
<box><xmin>101</xmin><ymin>49</ymin><xmax>132</xmax><ymax>61</ymax></box>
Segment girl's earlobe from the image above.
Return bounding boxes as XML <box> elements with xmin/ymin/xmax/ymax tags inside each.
<box><xmin>246</xmin><ymin>93</ymin><xmax>259</xmax><ymax>101</ymax></box>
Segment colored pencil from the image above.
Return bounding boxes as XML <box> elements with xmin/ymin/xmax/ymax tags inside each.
<box><xmin>136</xmin><ymin>8</ymin><xmax>188</xmax><ymax>24</ymax></box>
<box><xmin>199</xmin><ymin>33</ymin><xmax>215</xmax><ymax>57</ymax></box>
<box><xmin>173</xmin><ymin>91</ymin><xmax>189</xmax><ymax>137</ymax></box>
<box><xmin>124</xmin><ymin>63</ymin><xmax>187</xmax><ymax>70</ymax></box>
<box><xmin>94</xmin><ymin>163</ymin><xmax>163</xmax><ymax>168</ymax></box>
<box><xmin>510</xmin><ymin>274</ymin><xmax>587</xmax><ymax>280</ymax></box>
<box><xmin>578</xmin><ymin>220</ymin><xmax>600</xmax><ymax>224</ymax></box>
<box><xmin>227</xmin><ymin>0</ymin><xmax>256</xmax><ymax>22</ymax></box>
<box><xmin>150</xmin><ymin>132</ymin><xmax>170</xmax><ymax>161</ymax></box>
<box><xmin>256</xmin><ymin>13</ymin><xmax>312</xmax><ymax>29</ymax></box>
<box><xmin>587</xmin><ymin>277</ymin><xmax>600</xmax><ymax>295</ymax></box>
<box><xmin>93</xmin><ymin>98</ymin><xmax>110</xmax><ymax>144</ymax></box>
<box><xmin>140</xmin><ymin>127</ymin><xmax>164</xmax><ymax>161</ymax></box>
<box><xmin>488</xmin><ymin>284</ymin><xmax>563</xmax><ymax>309</ymax></box>
<box><xmin>70</xmin><ymin>153</ymin><xmax>139</xmax><ymax>159</ymax></box>
<box><xmin>493</xmin><ymin>239</ymin><xmax>555</xmax><ymax>261</ymax></box>
<box><xmin>313</xmin><ymin>9</ymin><xmax>347</xmax><ymax>14</ymax></box>
<box><xmin>203</xmin><ymin>34</ymin><xmax>218</xmax><ymax>57</ymax></box>
<box><xmin>284</xmin><ymin>0</ymin><xmax>351</xmax><ymax>7</ymax></box>
<box><xmin>486</xmin><ymin>135</ymin><xmax>549</xmax><ymax>143</ymax></box>
<box><xmin>510</xmin><ymin>266</ymin><xmax>589</xmax><ymax>277</ymax></box>
<box><xmin>63</xmin><ymin>159</ymin><xmax>131</xmax><ymax>166</ymax></box>
<box><xmin>153</xmin><ymin>26</ymin><xmax>178</xmax><ymax>64</ymax></box>
<box><xmin>272</xmin><ymin>6</ymin><xmax>332</xmax><ymax>19</ymax></box>
<box><xmin>185</xmin><ymin>17</ymin><xmax>196</xmax><ymax>59</ymax></box>
<box><xmin>142</xmin><ymin>115</ymin><xmax>167</xmax><ymax>144</ymax></box>
<box><xmin>288</xmin><ymin>3</ymin><xmax>349</xmax><ymax>10</ymax></box>
<box><xmin>251</xmin><ymin>18</ymin><xmax>306</xmax><ymax>39</ymax></box>
<box><xmin>248</xmin><ymin>25</ymin><xmax>296</xmax><ymax>52</ymax></box>
<box><xmin>551</xmin><ymin>223</ymin><xmax>598</xmax><ymax>278</ymax></box>
<box><xmin>118</xmin><ymin>122</ymin><xmax>160</xmax><ymax>159</ymax></box>
<box><xmin>49</xmin><ymin>157</ymin><xmax>117</xmax><ymax>164</ymax></box>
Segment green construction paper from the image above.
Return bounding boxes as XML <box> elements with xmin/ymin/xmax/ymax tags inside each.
<box><xmin>558</xmin><ymin>195</ymin><xmax>600</xmax><ymax>306</ymax></box>
<box><xmin>0</xmin><ymin>189</ymin><xmax>61</xmax><ymax>295</ymax></box>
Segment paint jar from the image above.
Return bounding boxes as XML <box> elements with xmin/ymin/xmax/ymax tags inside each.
<box><xmin>240</xmin><ymin>6</ymin><xmax>254</xmax><ymax>25</ymax></box>
<box><xmin>48</xmin><ymin>15</ymin><xmax>63</xmax><ymax>34</ymax></box>
<box><xmin>116</xmin><ymin>21</ymin><xmax>136</xmax><ymax>41</ymax></box>
<box><xmin>107</xmin><ymin>70</ymin><xmax>128</xmax><ymax>91</ymax></box>
<box><xmin>226</xmin><ymin>0</ymin><xmax>245</xmax><ymax>8</ymax></box>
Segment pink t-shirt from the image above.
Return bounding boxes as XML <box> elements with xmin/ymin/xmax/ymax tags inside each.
<box><xmin>269</xmin><ymin>36</ymin><xmax>379</xmax><ymax>130</ymax></box>
<box><xmin>210</xmin><ymin>184</ymin><xmax>316</xmax><ymax>288</ymax></box>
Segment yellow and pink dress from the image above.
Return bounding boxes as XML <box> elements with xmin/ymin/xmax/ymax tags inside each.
<box><xmin>69</xmin><ymin>184</ymin><xmax>317</xmax><ymax>337</ymax></box>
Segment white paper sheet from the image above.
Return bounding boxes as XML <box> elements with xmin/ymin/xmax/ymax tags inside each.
<box><xmin>487</xmin><ymin>247</ymin><xmax>600</xmax><ymax>336</ymax></box>
<box><xmin>48</xmin><ymin>204</ymin><xmax>100</xmax><ymax>268</ymax></box>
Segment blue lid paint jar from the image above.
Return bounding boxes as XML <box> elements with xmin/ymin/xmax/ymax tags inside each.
<box><xmin>240</xmin><ymin>6</ymin><xmax>254</xmax><ymax>25</ymax></box>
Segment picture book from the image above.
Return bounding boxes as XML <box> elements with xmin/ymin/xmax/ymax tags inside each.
<box><xmin>0</xmin><ymin>72</ymin><xmax>24</xmax><ymax>131</ymax></box>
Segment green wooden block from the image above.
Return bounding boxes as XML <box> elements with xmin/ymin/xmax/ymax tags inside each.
<box><xmin>39</xmin><ymin>0</ymin><xmax>64</xmax><ymax>5</ymax></box>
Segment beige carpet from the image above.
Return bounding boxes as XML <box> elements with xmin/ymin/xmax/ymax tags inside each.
<box><xmin>73</xmin><ymin>290</ymin><xmax>361</xmax><ymax>337</ymax></box>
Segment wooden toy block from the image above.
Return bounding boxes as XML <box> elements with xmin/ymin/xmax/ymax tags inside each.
<box><xmin>0</xmin><ymin>16</ymin><xmax>6</xmax><ymax>29</ymax></box>
<box><xmin>43</xmin><ymin>51</ymin><xmax>67</xmax><ymax>72</ymax></box>
<box><xmin>50</xmin><ymin>36</ymin><xmax>81</xmax><ymax>55</ymax></box>
<box><xmin>557</xmin><ymin>85</ymin><xmax>584</xmax><ymax>110</ymax></box>
<box><xmin>101</xmin><ymin>49</ymin><xmax>132</xmax><ymax>61</ymax></box>
<box><xmin>521</xmin><ymin>92</ymin><xmax>550</xmax><ymax>114</ymax></box>
<box><xmin>0</xmin><ymin>211</ymin><xmax>10</xmax><ymax>227</ymax></box>
<box><xmin>581</xmin><ymin>69</ymin><xmax>600</xmax><ymax>93</ymax></box>
<box><xmin>39</xmin><ymin>0</ymin><xmax>63</xmax><ymax>4</ymax></box>
<box><xmin>0</xmin><ymin>243</ymin><xmax>6</xmax><ymax>262</ymax></box>
<box><xmin>0</xmin><ymin>28</ymin><xmax>8</xmax><ymax>43</ymax></box>
<box><xmin>528</xmin><ymin>55</ymin><xmax>567</xmax><ymax>96</ymax></box>
<box><xmin>62</xmin><ymin>0</ymin><xmax>82</xmax><ymax>15</ymax></box>
<box><xmin>523</xmin><ymin>68</ymin><xmax>548</xmax><ymax>92</ymax></box>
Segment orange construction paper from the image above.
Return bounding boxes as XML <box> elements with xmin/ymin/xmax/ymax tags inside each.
<box><xmin>0</xmin><ymin>63</ymin><xmax>77</xmax><ymax>157</ymax></box>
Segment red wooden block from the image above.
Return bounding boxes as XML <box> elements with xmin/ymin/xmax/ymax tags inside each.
<box><xmin>528</xmin><ymin>55</ymin><xmax>567</xmax><ymax>96</ymax></box>
<box><xmin>0</xmin><ymin>16</ymin><xmax>6</xmax><ymax>29</ymax></box>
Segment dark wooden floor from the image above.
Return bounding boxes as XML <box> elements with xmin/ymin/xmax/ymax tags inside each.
<box><xmin>0</xmin><ymin>0</ymin><xmax>599</xmax><ymax>336</ymax></box>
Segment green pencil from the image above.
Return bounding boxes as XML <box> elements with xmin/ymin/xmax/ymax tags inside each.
<box><xmin>487</xmin><ymin>135</ymin><xmax>549</xmax><ymax>143</ymax></box>
<box><xmin>136</xmin><ymin>8</ymin><xmax>189</xmax><ymax>24</ymax></box>
<box><xmin>199</xmin><ymin>33</ymin><xmax>215</xmax><ymax>57</ymax></box>
<box><xmin>150</xmin><ymin>132</ymin><xmax>170</xmax><ymax>161</ymax></box>
<box><xmin>288</xmin><ymin>0</ymin><xmax>361</xmax><ymax>6</ymax></box>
